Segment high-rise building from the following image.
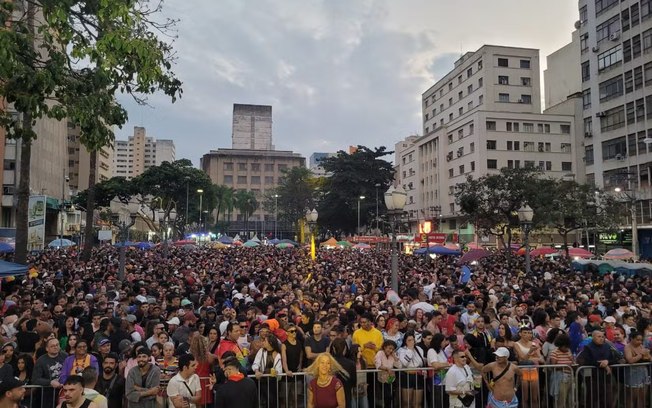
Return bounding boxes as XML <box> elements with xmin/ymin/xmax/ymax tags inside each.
<box><xmin>112</xmin><ymin>126</ymin><xmax>175</xmax><ymax>179</ymax></box>
<box><xmin>398</xmin><ymin>45</ymin><xmax>578</xmax><ymax>242</ymax></box>
<box><xmin>308</xmin><ymin>152</ymin><xmax>336</xmax><ymax>176</ymax></box>
<box><xmin>66</xmin><ymin>123</ymin><xmax>114</xmax><ymax>193</ymax></box>
<box><xmin>232</xmin><ymin>104</ymin><xmax>273</xmax><ymax>150</ymax></box>
<box><xmin>576</xmin><ymin>0</ymin><xmax>652</xmax><ymax>255</ymax></box>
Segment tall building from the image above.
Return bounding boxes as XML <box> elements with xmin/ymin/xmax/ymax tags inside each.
<box><xmin>308</xmin><ymin>152</ymin><xmax>336</xmax><ymax>176</ymax></box>
<box><xmin>398</xmin><ymin>45</ymin><xmax>578</xmax><ymax>242</ymax></box>
<box><xmin>66</xmin><ymin>123</ymin><xmax>114</xmax><ymax>193</ymax></box>
<box><xmin>112</xmin><ymin>126</ymin><xmax>175</xmax><ymax>179</ymax></box>
<box><xmin>544</xmin><ymin>30</ymin><xmax>582</xmax><ymax>108</ymax></box>
<box><xmin>232</xmin><ymin>104</ymin><xmax>273</xmax><ymax>150</ymax></box>
<box><xmin>577</xmin><ymin>0</ymin><xmax>652</xmax><ymax>255</ymax></box>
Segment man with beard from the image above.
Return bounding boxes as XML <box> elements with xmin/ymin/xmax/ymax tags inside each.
<box><xmin>125</xmin><ymin>348</ymin><xmax>160</xmax><ymax>408</ymax></box>
<box><xmin>95</xmin><ymin>354</ymin><xmax>124</xmax><ymax>408</ymax></box>
<box><xmin>32</xmin><ymin>338</ymin><xmax>67</xmax><ymax>408</ymax></box>
<box><xmin>59</xmin><ymin>376</ymin><xmax>97</xmax><ymax>408</ymax></box>
<box><xmin>0</xmin><ymin>377</ymin><xmax>26</xmax><ymax>408</ymax></box>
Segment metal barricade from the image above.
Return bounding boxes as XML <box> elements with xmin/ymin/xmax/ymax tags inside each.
<box><xmin>576</xmin><ymin>362</ymin><xmax>652</xmax><ymax>408</ymax></box>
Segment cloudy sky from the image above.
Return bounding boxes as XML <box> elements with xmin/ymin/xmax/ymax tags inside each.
<box><xmin>118</xmin><ymin>0</ymin><xmax>578</xmax><ymax>166</ymax></box>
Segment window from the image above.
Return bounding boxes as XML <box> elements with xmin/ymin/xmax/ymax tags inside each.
<box><xmin>600</xmin><ymin>105</ymin><xmax>626</xmax><ymax>132</ymax></box>
<box><xmin>440</xmin><ymin>103</ymin><xmax>444</xmax><ymax>111</ymax></box>
<box><xmin>624</xmin><ymin>39</ymin><xmax>632</xmax><ymax>62</ymax></box>
<box><xmin>596</xmin><ymin>0</ymin><xmax>619</xmax><ymax>16</ymax></box>
<box><xmin>546</xmin><ymin>161</ymin><xmax>552</xmax><ymax>171</ymax></box>
<box><xmin>449</xmin><ymin>82</ymin><xmax>453</xmax><ymax>91</ymax></box>
<box><xmin>467</xmin><ymin>68</ymin><xmax>472</xmax><ymax>78</ymax></box>
<box><xmin>224</xmin><ymin>162</ymin><xmax>234</xmax><ymax>171</ymax></box>
<box><xmin>581</xmin><ymin>61</ymin><xmax>590</xmax><ymax>82</ymax></box>
<box><xmin>585</xmin><ymin>145</ymin><xmax>594</xmax><ymax>165</ymax></box>
<box><xmin>538</xmin><ymin>124</ymin><xmax>544</xmax><ymax>133</ymax></box>
<box><xmin>471</xmin><ymin>161</ymin><xmax>475</xmax><ymax>171</ymax></box>
<box><xmin>264</xmin><ymin>176</ymin><xmax>274</xmax><ymax>184</ymax></box>
<box><xmin>523</xmin><ymin>123</ymin><xmax>534</xmax><ymax>132</ymax></box>
<box><xmin>467</xmin><ymin>84</ymin><xmax>473</xmax><ymax>94</ymax></box>
<box><xmin>499</xmin><ymin>75</ymin><xmax>509</xmax><ymax>85</ymax></box>
<box><xmin>449</xmin><ymin>97</ymin><xmax>453</xmax><ymax>107</ymax></box>
<box><xmin>520</xmin><ymin>94</ymin><xmax>532</xmax><ymax>104</ymax></box>
<box><xmin>458</xmin><ymin>75</ymin><xmax>463</xmax><ymax>84</ymax></box>
<box><xmin>486</xmin><ymin>121</ymin><xmax>496</xmax><ymax>130</ymax></box>
<box><xmin>635</xmin><ymin>66</ymin><xmax>643</xmax><ymax>90</ymax></box>
<box><xmin>625</xmin><ymin>70</ymin><xmax>633</xmax><ymax>93</ymax></box>
<box><xmin>237</xmin><ymin>176</ymin><xmax>247</xmax><ymax>184</ymax></box>
<box><xmin>251</xmin><ymin>163</ymin><xmax>260</xmax><ymax>172</ymax></box>
<box><xmin>264</xmin><ymin>163</ymin><xmax>274</xmax><ymax>172</ymax></box>
<box><xmin>644</xmin><ymin>0</ymin><xmax>652</xmax><ymax>19</ymax></box>
<box><xmin>580</xmin><ymin>5</ymin><xmax>588</xmax><ymax>23</ymax></box>
<box><xmin>601</xmin><ymin>136</ymin><xmax>627</xmax><ymax>159</ymax></box>
<box><xmin>487</xmin><ymin>140</ymin><xmax>497</xmax><ymax>150</ymax></box>
<box><xmin>524</xmin><ymin>142</ymin><xmax>534</xmax><ymax>152</ymax></box>
<box><xmin>521</xmin><ymin>77</ymin><xmax>531</xmax><ymax>86</ymax></box>
<box><xmin>633</xmin><ymin>34</ymin><xmax>642</xmax><ymax>59</ymax></box>
<box><xmin>498</xmin><ymin>58</ymin><xmax>508</xmax><ymax>67</ymax></box>
<box><xmin>250</xmin><ymin>176</ymin><xmax>260</xmax><ymax>184</ymax></box>
<box><xmin>513</xmin><ymin>122</ymin><xmax>520</xmax><ymax>132</ymax></box>
<box><xmin>623</xmin><ymin>8</ymin><xmax>631</xmax><ymax>32</ymax></box>
<box><xmin>636</xmin><ymin>97</ymin><xmax>645</xmax><ymax>121</ymax></box>
<box><xmin>581</xmin><ymin>33</ymin><xmax>589</xmax><ymax>53</ymax></box>
<box><xmin>507</xmin><ymin>141</ymin><xmax>514</xmax><ymax>151</ymax></box>
<box><xmin>627</xmin><ymin>101</ymin><xmax>636</xmax><ymax>124</ymax></box>
<box><xmin>458</xmin><ymin>129</ymin><xmax>464</xmax><ymax>139</ymax></box>
<box><xmin>544</xmin><ymin>124</ymin><xmax>551</xmax><ymax>133</ymax></box>
<box><xmin>458</xmin><ymin>91</ymin><xmax>463</xmax><ymax>100</ymax></box>
<box><xmin>524</xmin><ymin>160</ymin><xmax>535</xmax><ymax>168</ymax></box>
<box><xmin>238</xmin><ymin>163</ymin><xmax>247</xmax><ymax>171</ymax></box>
<box><xmin>459</xmin><ymin>164</ymin><xmax>465</xmax><ymax>175</ymax></box>
<box><xmin>449</xmin><ymin>113</ymin><xmax>453</xmax><ymax>121</ymax></box>
<box><xmin>561</xmin><ymin>143</ymin><xmax>572</xmax><ymax>153</ymax></box>
<box><xmin>223</xmin><ymin>175</ymin><xmax>233</xmax><ymax>184</ymax></box>
<box><xmin>470</xmin><ymin>142</ymin><xmax>475</xmax><ymax>152</ymax></box>
<box><xmin>499</xmin><ymin>93</ymin><xmax>510</xmax><ymax>102</ymax></box>
<box><xmin>583</xmin><ymin>89</ymin><xmax>592</xmax><ymax>110</ymax></box>
<box><xmin>448</xmin><ymin>168</ymin><xmax>454</xmax><ymax>177</ymax></box>
<box><xmin>596</xmin><ymin>15</ymin><xmax>620</xmax><ymax>44</ymax></box>
<box><xmin>520</xmin><ymin>59</ymin><xmax>531</xmax><ymax>69</ymax></box>
<box><xmin>598</xmin><ymin>45</ymin><xmax>622</xmax><ymax>70</ymax></box>
<box><xmin>628</xmin><ymin>133</ymin><xmax>638</xmax><ymax>156</ymax></box>
<box><xmin>599</xmin><ymin>75</ymin><xmax>624</xmax><ymax>101</ymax></box>
<box><xmin>644</xmin><ymin>29</ymin><xmax>652</xmax><ymax>53</ymax></box>
<box><xmin>478</xmin><ymin>77</ymin><xmax>483</xmax><ymax>87</ymax></box>
<box><xmin>506</xmin><ymin>122</ymin><xmax>513</xmax><ymax>131</ymax></box>
<box><xmin>487</xmin><ymin>159</ymin><xmax>498</xmax><ymax>169</ymax></box>
<box><xmin>507</xmin><ymin>160</ymin><xmax>514</xmax><ymax>169</ymax></box>
<box><xmin>469</xmin><ymin>123</ymin><xmax>475</xmax><ymax>134</ymax></box>
<box><xmin>646</xmin><ymin>95</ymin><xmax>652</xmax><ymax>119</ymax></box>
<box><xmin>632</xmin><ymin>3</ymin><xmax>640</xmax><ymax>27</ymax></box>
<box><xmin>561</xmin><ymin>124</ymin><xmax>571</xmax><ymax>134</ymax></box>
<box><xmin>468</xmin><ymin>101</ymin><xmax>474</xmax><ymax>110</ymax></box>
<box><xmin>278</xmin><ymin>164</ymin><xmax>288</xmax><ymax>171</ymax></box>
<box><xmin>479</xmin><ymin>95</ymin><xmax>484</xmax><ymax>104</ymax></box>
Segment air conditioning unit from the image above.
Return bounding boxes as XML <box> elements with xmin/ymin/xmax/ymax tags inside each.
<box><xmin>585</xmin><ymin>131</ymin><xmax>593</xmax><ymax>137</ymax></box>
<box><xmin>575</xmin><ymin>20</ymin><xmax>582</xmax><ymax>29</ymax></box>
<box><xmin>538</xmin><ymin>146</ymin><xmax>545</xmax><ymax>152</ymax></box>
<box><xmin>446</xmin><ymin>156</ymin><xmax>452</xmax><ymax>162</ymax></box>
<box><xmin>615</xmin><ymin>153</ymin><xmax>626</xmax><ymax>161</ymax></box>
<box><xmin>610</xmin><ymin>32</ymin><xmax>620</xmax><ymax>41</ymax></box>
<box><xmin>596</xmin><ymin>112</ymin><xmax>607</xmax><ymax>117</ymax></box>
<box><xmin>592</xmin><ymin>46</ymin><xmax>600</xmax><ymax>53</ymax></box>
<box><xmin>518</xmin><ymin>99</ymin><xmax>524</xmax><ymax>103</ymax></box>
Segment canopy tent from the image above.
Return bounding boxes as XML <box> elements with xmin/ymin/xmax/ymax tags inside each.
<box><xmin>571</xmin><ymin>259</ymin><xmax>652</xmax><ymax>276</ymax></box>
<box><xmin>211</xmin><ymin>242</ymin><xmax>229</xmax><ymax>249</ymax></box>
<box><xmin>173</xmin><ymin>240</ymin><xmax>196</xmax><ymax>246</ymax></box>
<box><xmin>320</xmin><ymin>237</ymin><xmax>338</xmax><ymax>247</ymax></box>
<box><xmin>0</xmin><ymin>260</ymin><xmax>28</xmax><ymax>277</ymax></box>
<box><xmin>0</xmin><ymin>242</ymin><xmax>14</xmax><ymax>253</ymax></box>
<box><xmin>48</xmin><ymin>239</ymin><xmax>76</xmax><ymax>248</ymax></box>
<box><xmin>217</xmin><ymin>235</ymin><xmax>234</xmax><ymax>244</ymax></box>
<box><xmin>336</xmin><ymin>240</ymin><xmax>353</xmax><ymax>248</ymax></box>
<box><xmin>458</xmin><ymin>249</ymin><xmax>491</xmax><ymax>265</ymax></box>
<box><xmin>113</xmin><ymin>241</ymin><xmax>137</xmax><ymax>248</ymax></box>
<box><xmin>603</xmin><ymin>248</ymin><xmax>636</xmax><ymax>260</ymax></box>
<box><xmin>231</xmin><ymin>240</ymin><xmax>243</xmax><ymax>246</ymax></box>
<box><xmin>243</xmin><ymin>240</ymin><xmax>260</xmax><ymax>247</ymax></box>
<box><xmin>354</xmin><ymin>243</ymin><xmax>371</xmax><ymax>250</ymax></box>
<box><xmin>280</xmin><ymin>239</ymin><xmax>300</xmax><ymax>246</ymax></box>
<box><xmin>276</xmin><ymin>242</ymin><xmax>295</xmax><ymax>249</ymax></box>
<box><xmin>135</xmin><ymin>242</ymin><xmax>155</xmax><ymax>249</ymax></box>
<box><xmin>530</xmin><ymin>247</ymin><xmax>558</xmax><ymax>257</ymax></box>
<box><xmin>268</xmin><ymin>238</ymin><xmax>280</xmax><ymax>245</ymax></box>
<box><xmin>415</xmin><ymin>246</ymin><xmax>461</xmax><ymax>256</ymax></box>
<box><xmin>563</xmin><ymin>247</ymin><xmax>594</xmax><ymax>258</ymax></box>
<box><xmin>250</xmin><ymin>235</ymin><xmax>261</xmax><ymax>243</ymax></box>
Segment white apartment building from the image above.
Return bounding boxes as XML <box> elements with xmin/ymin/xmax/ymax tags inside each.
<box><xmin>396</xmin><ymin>45</ymin><xmax>577</xmax><ymax>242</ymax></box>
<box><xmin>577</xmin><ymin>0</ymin><xmax>652</xmax><ymax>257</ymax></box>
<box><xmin>113</xmin><ymin>126</ymin><xmax>176</xmax><ymax>179</ymax></box>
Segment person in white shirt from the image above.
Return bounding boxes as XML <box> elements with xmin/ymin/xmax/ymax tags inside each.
<box><xmin>460</xmin><ymin>302</ymin><xmax>480</xmax><ymax>334</ymax></box>
<box><xmin>445</xmin><ymin>349</ymin><xmax>476</xmax><ymax>408</ymax></box>
<box><xmin>166</xmin><ymin>354</ymin><xmax>202</xmax><ymax>408</ymax></box>
<box><xmin>397</xmin><ymin>331</ymin><xmax>426</xmax><ymax>407</ymax></box>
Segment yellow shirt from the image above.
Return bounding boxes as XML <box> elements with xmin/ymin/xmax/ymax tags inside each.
<box><xmin>352</xmin><ymin>328</ymin><xmax>383</xmax><ymax>366</ymax></box>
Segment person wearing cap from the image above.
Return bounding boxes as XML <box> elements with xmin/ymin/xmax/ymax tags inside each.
<box><xmin>482</xmin><ymin>347</ymin><xmax>520</xmax><ymax>408</ymax></box>
<box><xmin>0</xmin><ymin>376</ymin><xmax>25</xmax><ymax>408</ymax></box>
<box><xmin>92</xmin><ymin>339</ymin><xmax>112</xmax><ymax>367</ymax></box>
<box><xmin>125</xmin><ymin>348</ymin><xmax>160</xmax><ymax>408</ymax></box>
<box><xmin>603</xmin><ymin>316</ymin><xmax>617</xmax><ymax>342</ymax></box>
<box><xmin>125</xmin><ymin>316</ymin><xmax>142</xmax><ymax>343</ymax></box>
<box><xmin>214</xmin><ymin>356</ymin><xmax>257</xmax><ymax>408</ymax></box>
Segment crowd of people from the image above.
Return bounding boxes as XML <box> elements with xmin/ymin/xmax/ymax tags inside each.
<box><xmin>0</xmin><ymin>243</ymin><xmax>650</xmax><ymax>408</ymax></box>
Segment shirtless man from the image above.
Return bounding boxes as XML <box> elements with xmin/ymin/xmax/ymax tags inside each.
<box><xmin>482</xmin><ymin>347</ymin><xmax>521</xmax><ymax>408</ymax></box>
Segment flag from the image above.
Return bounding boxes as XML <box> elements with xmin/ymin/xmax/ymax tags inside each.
<box><xmin>310</xmin><ymin>234</ymin><xmax>316</xmax><ymax>261</ymax></box>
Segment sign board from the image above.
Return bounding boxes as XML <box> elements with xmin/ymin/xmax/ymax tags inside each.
<box><xmin>415</xmin><ymin>232</ymin><xmax>447</xmax><ymax>244</ymax></box>
<box><xmin>27</xmin><ymin>195</ymin><xmax>46</xmax><ymax>251</ymax></box>
<box><xmin>98</xmin><ymin>230</ymin><xmax>113</xmax><ymax>242</ymax></box>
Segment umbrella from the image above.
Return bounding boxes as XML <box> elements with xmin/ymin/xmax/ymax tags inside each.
<box><xmin>603</xmin><ymin>248</ymin><xmax>635</xmax><ymax>260</ymax></box>
<box><xmin>336</xmin><ymin>241</ymin><xmax>353</xmax><ymax>248</ymax></box>
<box><xmin>354</xmin><ymin>243</ymin><xmax>371</xmax><ymax>249</ymax></box>
<box><xmin>276</xmin><ymin>242</ymin><xmax>295</xmax><ymax>249</ymax></box>
<box><xmin>135</xmin><ymin>242</ymin><xmax>155</xmax><ymax>249</ymax></box>
<box><xmin>458</xmin><ymin>249</ymin><xmax>491</xmax><ymax>264</ymax></box>
<box><xmin>413</xmin><ymin>247</ymin><xmax>427</xmax><ymax>255</ymax></box>
<box><xmin>268</xmin><ymin>238</ymin><xmax>280</xmax><ymax>245</ymax></box>
<box><xmin>217</xmin><ymin>235</ymin><xmax>234</xmax><ymax>244</ymax></box>
<box><xmin>564</xmin><ymin>247</ymin><xmax>594</xmax><ymax>258</ymax></box>
<box><xmin>114</xmin><ymin>241</ymin><xmax>137</xmax><ymax>248</ymax></box>
<box><xmin>465</xmin><ymin>242</ymin><xmax>484</xmax><ymax>250</ymax></box>
<box><xmin>173</xmin><ymin>240</ymin><xmax>196</xmax><ymax>246</ymax></box>
<box><xmin>0</xmin><ymin>242</ymin><xmax>14</xmax><ymax>253</ymax></box>
<box><xmin>232</xmin><ymin>240</ymin><xmax>243</xmax><ymax>246</ymax></box>
<box><xmin>409</xmin><ymin>302</ymin><xmax>436</xmax><ymax>316</ymax></box>
<box><xmin>243</xmin><ymin>240</ymin><xmax>260</xmax><ymax>247</ymax></box>
<box><xmin>48</xmin><ymin>239</ymin><xmax>76</xmax><ymax>248</ymax></box>
<box><xmin>280</xmin><ymin>239</ymin><xmax>300</xmax><ymax>246</ymax></box>
<box><xmin>427</xmin><ymin>246</ymin><xmax>461</xmax><ymax>256</ymax></box>
<box><xmin>530</xmin><ymin>247</ymin><xmax>558</xmax><ymax>257</ymax></box>
<box><xmin>212</xmin><ymin>242</ymin><xmax>229</xmax><ymax>249</ymax></box>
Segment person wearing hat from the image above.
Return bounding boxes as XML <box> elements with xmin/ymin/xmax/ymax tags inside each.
<box><xmin>482</xmin><ymin>347</ymin><xmax>520</xmax><ymax>408</ymax></box>
<box><xmin>92</xmin><ymin>339</ymin><xmax>112</xmax><ymax>367</ymax></box>
<box><xmin>0</xmin><ymin>377</ymin><xmax>25</xmax><ymax>408</ymax></box>
<box><xmin>214</xmin><ymin>356</ymin><xmax>257</xmax><ymax>408</ymax></box>
<box><xmin>125</xmin><ymin>316</ymin><xmax>142</xmax><ymax>343</ymax></box>
<box><xmin>125</xmin><ymin>348</ymin><xmax>160</xmax><ymax>408</ymax></box>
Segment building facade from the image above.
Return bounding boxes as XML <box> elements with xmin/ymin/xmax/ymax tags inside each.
<box><xmin>308</xmin><ymin>152</ymin><xmax>336</xmax><ymax>176</ymax></box>
<box><xmin>232</xmin><ymin>104</ymin><xmax>273</xmax><ymax>150</ymax></box>
<box><xmin>396</xmin><ymin>45</ymin><xmax>578</xmax><ymax>242</ymax></box>
<box><xmin>112</xmin><ymin>126</ymin><xmax>175</xmax><ymax>179</ymax></box>
<box><xmin>66</xmin><ymin>123</ymin><xmax>113</xmax><ymax>193</ymax></box>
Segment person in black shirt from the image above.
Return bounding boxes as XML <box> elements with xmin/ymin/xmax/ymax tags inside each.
<box><xmin>304</xmin><ymin>321</ymin><xmax>329</xmax><ymax>368</ymax></box>
<box><xmin>94</xmin><ymin>353</ymin><xmax>124</xmax><ymax>408</ymax></box>
<box><xmin>15</xmin><ymin>319</ymin><xmax>39</xmax><ymax>354</ymax></box>
<box><xmin>281</xmin><ymin>324</ymin><xmax>304</xmax><ymax>408</ymax></box>
<box><xmin>214</xmin><ymin>356</ymin><xmax>257</xmax><ymax>408</ymax></box>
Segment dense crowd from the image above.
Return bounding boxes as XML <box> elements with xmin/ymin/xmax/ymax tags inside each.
<box><xmin>0</xmin><ymin>244</ymin><xmax>650</xmax><ymax>408</ymax></box>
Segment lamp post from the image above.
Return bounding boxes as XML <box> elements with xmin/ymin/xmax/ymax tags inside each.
<box><xmin>274</xmin><ymin>194</ymin><xmax>279</xmax><ymax>239</ymax></box>
<box><xmin>184</xmin><ymin>176</ymin><xmax>190</xmax><ymax>223</ymax></box>
<box><xmin>60</xmin><ymin>169</ymin><xmax>68</xmax><ymax>239</ymax></box>
<box><xmin>517</xmin><ymin>205</ymin><xmax>534</xmax><ymax>275</ymax></box>
<box><xmin>375</xmin><ymin>183</ymin><xmax>381</xmax><ymax>233</ymax></box>
<box><xmin>157</xmin><ymin>207</ymin><xmax>177</xmax><ymax>259</ymax></box>
<box><xmin>357</xmin><ymin>195</ymin><xmax>366</xmax><ymax>233</ymax></box>
<box><xmin>306</xmin><ymin>208</ymin><xmax>318</xmax><ymax>261</ymax></box>
<box><xmin>615</xmin><ymin>187</ymin><xmax>638</xmax><ymax>257</ymax></box>
<box><xmin>197</xmin><ymin>189</ymin><xmax>204</xmax><ymax>232</ymax></box>
<box><xmin>110</xmin><ymin>198</ymin><xmax>139</xmax><ymax>281</ymax></box>
<box><xmin>385</xmin><ymin>186</ymin><xmax>407</xmax><ymax>292</ymax></box>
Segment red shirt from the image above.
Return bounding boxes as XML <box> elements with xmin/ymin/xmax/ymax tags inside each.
<box><xmin>308</xmin><ymin>377</ymin><xmax>343</xmax><ymax>408</ymax></box>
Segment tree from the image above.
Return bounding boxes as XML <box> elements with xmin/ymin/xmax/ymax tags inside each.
<box><xmin>234</xmin><ymin>190</ymin><xmax>258</xmax><ymax>238</ymax></box>
<box><xmin>0</xmin><ymin>1</ymin><xmax>181</xmax><ymax>263</ymax></box>
<box><xmin>318</xmin><ymin>146</ymin><xmax>395</xmax><ymax>233</ymax></box>
<box><xmin>213</xmin><ymin>185</ymin><xmax>235</xmax><ymax>233</ymax></box>
<box><xmin>455</xmin><ymin>167</ymin><xmax>542</xmax><ymax>252</ymax></box>
<box><xmin>532</xmin><ymin>179</ymin><xmax>623</xmax><ymax>255</ymax></box>
<box><xmin>73</xmin><ymin>177</ymin><xmax>135</xmax><ymax>208</ymax></box>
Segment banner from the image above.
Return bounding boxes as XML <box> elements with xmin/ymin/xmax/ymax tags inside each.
<box><xmin>28</xmin><ymin>195</ymin><xmax>46</xmax><ymax>251</ymax></box>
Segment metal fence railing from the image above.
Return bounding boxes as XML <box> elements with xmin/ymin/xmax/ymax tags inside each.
<box><xmin>20</xmin><ymin>362</ymin><xmax>652</xmax><ymax>408</ymax></box>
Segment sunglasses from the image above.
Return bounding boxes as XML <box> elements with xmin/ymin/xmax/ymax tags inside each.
<box><xmin>288</xmin><ymin>330</ymin><xmax>297</xmax><ymax>333</ymax></box>
<box><xmin>239</xmin><ymin>325</ymin><xmax>247</xmax><ymax>329</ymax></box>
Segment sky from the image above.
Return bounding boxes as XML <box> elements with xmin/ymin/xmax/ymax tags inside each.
<box><xmin>118</xmin><ymin>0</ymin><xmax>579</xmax><ymax>167</ymax></box>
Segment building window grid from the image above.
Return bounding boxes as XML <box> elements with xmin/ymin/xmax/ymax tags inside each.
<box><xmin>597</xmin><ymin>45</ymin><xmax>622</xmax><ymax>71</ymax></box>
<box><xmin>596</xmin><ymin>14</ymin><xmax>620</xmax><ymax>44</ymax></box>
<box><xmin>595</xmin><ymin>0</ymin><xmax>620</xmax><ymax>17</ymax></box>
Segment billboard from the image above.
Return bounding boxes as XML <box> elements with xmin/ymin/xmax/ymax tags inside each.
<box><xmin>28</xmin><ymin>195</ymin><xmax>46</xmax><ymax>251</ymax></box>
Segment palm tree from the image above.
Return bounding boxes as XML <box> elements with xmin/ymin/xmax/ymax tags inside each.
<box><xmin>234</xmin><ymin>190</ymin><xmax>258</xmax><ymax>238</ymax></box>
<box><xmin>214</xmin><ymin>185</ymin><xmax>234</xmax><ymax>232</ymax></box>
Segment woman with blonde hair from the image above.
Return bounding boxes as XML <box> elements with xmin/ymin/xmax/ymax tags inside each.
<box><xmin>190</xmin><ymin>334</ymin><xmax>216</xmax><ymax>407</ymax></box>
<box><xmin>306</xmin><ymin>353</ymin><xmax>348</xmax><ymax>408</ymax></box>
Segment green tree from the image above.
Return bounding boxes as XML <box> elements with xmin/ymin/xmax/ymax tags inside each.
<box><xmin>1</xmin><ymin>1</ymin><xmax>182</xmax><ymax>262</ymax></box>
<box><xmin>213</xmin><ymin>185</ymin><xmax>235</xmax><ymax>233</ymax></box>
<box><xmin>234</xmin><ymin>190</ymin><xmax>258</xmax><ymax>238</ymax></box>
<box><xmin>318</xmin><ymin>146</ymin><xmax>395</xmax><ymax>233</ymax></box>
<box><xmin>73</xmin><ymin>177</ymin><xmax>136</xmax><ymax>208</ymax></box>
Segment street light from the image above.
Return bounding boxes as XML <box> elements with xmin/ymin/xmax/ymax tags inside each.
<box><xmin>385</xmin><ymin>186</ymin><xmax>407</xmax><ymax>292</ymax></box>
<box><xmin>110</xmin><ymin>197</ymin><xmax>139</xmax><ymax>281</ymax></box>
<box><xmin>274</xmin><ymin>194</ymin><xmax>279</xmax><ymax>239</ymax></box>
<box><xmin>517</xmin><ymin>205</ymin><xmax>534</xmax><ymax>275</ymax></box>
<box><xmin>357</xmin><ymin>195</ymin><xmax>366</xmax><ymax>233</ymax></box>
<box><xmin>157</xmin><ymin>207</ymin><xmax>177</xmax><ymax>259</ymax></box>
<box><xmin>184</xmin><ymin>176</ymin><xmax>190</xmax><ymax>223</ymax></box>
<box><xmin>197</xmin><ymin>189</ymin><xmax>204</xmax><ymax>232</ymax></box>
<box><xmin>306</xmin><ymin>208</ymin><xmax>318</xmax><ymax>261</ymax></box>
<box><xmin>60</xmin><ymin>169</ymin><xmax>69</xmax><ymax>239</ymax></box>
<box><xmin>614</xmin><ymin>186</ymin><xmax>638</xmax><ymax>257</ymax></box>
<box><xmin>375</xmin><ymin>183</ymin><xmax>381</xmax><ymax>233</ymax></box>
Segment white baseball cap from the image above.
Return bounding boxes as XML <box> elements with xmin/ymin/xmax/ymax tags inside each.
<box><xmin>493</xmin><ymin>347</ymin><xmax>510</xmax><ymax>358</ymax></box>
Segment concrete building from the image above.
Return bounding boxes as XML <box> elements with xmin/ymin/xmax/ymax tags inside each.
<box><xmin>398</xmin><ymin>45</ymin><xmax>578</xmax><ymax>242</ymax></box>
<box><xmin>544</xmin><ymin>30</ymin><xmax>582</xmax><ymax>108</ymax></box>
<box><xmin>200</xmin><ymin>148</ymin><xmax>305</xmax><ymax>237</ymax></box>
<box><xmin>66</xmin><ymin>123</ymin><xmax>113</xmax><ymax>193</ymax></box>
<box><xmin>232</xmin><ymin>104</ymin><xmax>273</xmax><ymax>150</ymax></box>
<box><xmin>112</xmin><ymin>126</ymin><xmax>175</xmax><ymax>179</ymax></box>
<box><xmin>308</xmin><ymin>152</ymin><xmax>336</xmax><ymax>176</ymax></box>
<box><xmin>576</xmin><ymin>0</ymin><xmax>652</xmax><ymax>257</ymax></box>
